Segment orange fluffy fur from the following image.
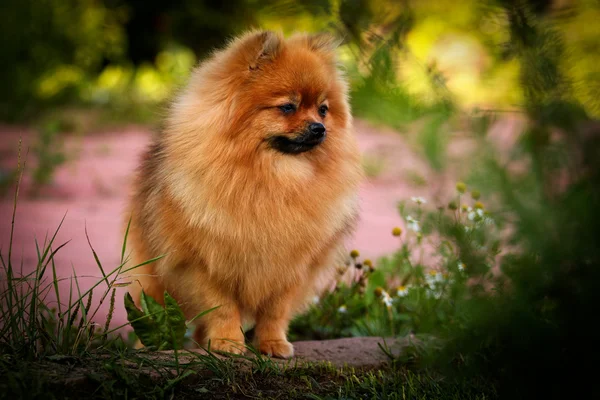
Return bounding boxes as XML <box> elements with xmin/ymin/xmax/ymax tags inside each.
<box><xmin>126</xmin><ymin>30</ymin><xmax>363</xmax><ymax>358</ymax></box>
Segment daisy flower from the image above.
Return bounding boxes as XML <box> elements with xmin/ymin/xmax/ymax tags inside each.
<box><xmin>425</xmin><ymin>270</ymin><xmax>444</xmax><ymax>287</ymax></box>
<box><xmin>383</xmin><ymin>297</ymin><xmax>393</xmax><ymax>308</ymax></box>
<box><xmin>406</xmin><ymin>215</ymin><xmax>420</xmax><ymax>232</ymax></box>
<box><xmin>468</xmin><ymin>208</ymin><xmax>485</xmax><ymax>221</ymax></box>
<box><xmin>396</xmin><ymin>285</ymin><xmax>409</xmax><ymax>297</ymax></box>
<box><xmin>381</xmin><ymin>292</ymin><xmax>394</xmax><ymax>308</ymax></box>
<box><xmin>411</xmin><ymin>196</ymin><xmax>427</xmax><ymax>205</ymax></box>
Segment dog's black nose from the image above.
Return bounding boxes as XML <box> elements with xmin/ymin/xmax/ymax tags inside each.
<box><xmin>308</xmin><ymin>123</ymin><xmax>326</xmax><ymax>138</ymax></box>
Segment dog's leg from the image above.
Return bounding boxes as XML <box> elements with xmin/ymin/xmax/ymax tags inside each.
<box><xmin>191</xmin><ymin>285</ymin><xmax>245</xmax><ymax>355</ymax></box>
<box><xmin>253</xmin><ymin>291</ymin><xmax>295</xmax><ymax>359</ymax></box>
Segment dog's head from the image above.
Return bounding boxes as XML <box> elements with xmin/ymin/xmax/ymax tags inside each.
<box><xmin>166</xmin><ymin>29</ymin><xmax>359</xmax><ymax>188</ymax></box>
<box><xmin>232</xmin><ymin>31</ymin><xmax>345</xmax><ymax>156</ymax></box>
<box><xmin>206</xmin><ymin>30</ymin><xmax>351</xmax><ymax>158</ymax></box>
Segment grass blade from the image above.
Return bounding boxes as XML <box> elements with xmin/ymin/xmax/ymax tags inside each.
<box><xmin>85</xmin><ymin>222</ymin><xmax>109</xmax><ymax>289</ymax></box>
<box><xmin>59</xmin><ymin>254</ymin><xmax>165</xmax><ymax>319</ymax></box>
<box><xmin>187</xmin><ymin>306</ymin><xmax>220</xmax><ymax>325</ymax></box>
<box><xmin>121</xmin><ymin>216</ymin><xmax>132</xmax><ymax>265</ymax></box>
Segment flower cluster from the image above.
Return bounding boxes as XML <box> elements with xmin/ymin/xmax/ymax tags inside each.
<box><xmin>298</xmin><ymin>185</ymin><xmax>500</xmax><ymax>342</ymax></box>
<box><xmin>330</xmin><ymin>249</ymin><xmax>378</xmax><ymax>302</ymax></box>
<box><xmin>449</xmin><ymin>183</ymin><xmax>496</xmax><ymax>227</ymax></box>
<box><xmin>287</xmin><ymin>178</ymin><xmax>505</xmax><ymax>346</ymax></box>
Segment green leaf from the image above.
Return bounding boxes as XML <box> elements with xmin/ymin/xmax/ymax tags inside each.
<box><xmin>124</xmin><ymin>292</ymin><xmax>160</xmax><ymax>348</ymax></box>
<box><xmin>124</xmin><ymin>290</ymin><xmax>188</xmax><ymax>350</ymax></box>
<box><xmin>140</xmin><ymin>290</ymin><xmax>163</xmax><ymax>317</ymax></box>
<box><xmin>163</xmin><ymin>292</ymin><xmax>186</xmax><ymax>350</ymax></box>
<box><xmin>141</xmin><ymin>291</ymin><xmax>171</xmax><ymax>350</ymax></box>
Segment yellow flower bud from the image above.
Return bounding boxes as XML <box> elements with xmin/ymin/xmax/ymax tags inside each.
<box><xmin>374</xmin><ymin>287</ymin><xmax>384</xmax><ymax>297</ymax></box>
<box><xmin>471</xmin><ymin>190</ymin><xmax>481</xmax><ymax>200</ymax></box>
<box><xmin>363</xmin><ymin>259</ymin><xmax>373</xmax><ymax>267</ymax></box>
<box><xmin>456</xmin><ymin>182</ymin><xmax>467</xmax><ymax>194</ymax></box>
<box><xmin>392</xmin><ymin>227</ymin><xmax>402</xmax><ymax>237</ymax></box>
<box><xmin>474</xmin><ymin>201</ymin><xmax>484</xmax><ymax>209</ymax></box>
<box><xmin>448</xmin><ymin>201</ymin><xmax>458</xmax><ymax>210</ymax></box>
<box><xmin>350</xmin><ymin>249</ymin><xmax>360</xmax><ymax>259</ymax></box>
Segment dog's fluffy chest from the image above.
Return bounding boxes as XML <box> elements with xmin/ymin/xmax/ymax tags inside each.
<box><xmin>176</xmin><ymin>186</ymin><xmax>356</xmax><ymax>274</ymax></box>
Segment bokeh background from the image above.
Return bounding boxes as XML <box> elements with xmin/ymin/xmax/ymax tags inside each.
<box><xmin>1</xmin><ymin>0</ymin><xmax>599</xmax><ymax>397</ymax></box>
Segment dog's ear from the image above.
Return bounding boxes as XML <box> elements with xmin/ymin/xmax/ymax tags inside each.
<box><xmin>241</xmin><ymin>30</ymin><xmax>283</xmax><ymax>71</ymax></box>
<box><xmin>306</xmin><ymin>32</ymin><xmax>342</xmax><ymax>54</ymax></box>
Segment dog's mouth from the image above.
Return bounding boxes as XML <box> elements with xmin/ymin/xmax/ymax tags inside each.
<box><xmin>269</xmin><ymin>131</ymin><xmax>326</xmax><ymax>155</ymax></box>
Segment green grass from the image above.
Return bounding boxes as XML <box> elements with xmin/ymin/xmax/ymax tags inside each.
<box><xmin>0</xmin><ymin>140</ymin><xmax>152</xmax><ymax>356</ymax></box>
<box><xmin>0</xmin><ymin>351</ymin><xmax>495</xmax><ymax>399</ymax></box>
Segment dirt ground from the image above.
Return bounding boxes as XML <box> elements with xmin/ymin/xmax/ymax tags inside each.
<box><xmin>0</xmin><ymin>117</ymin><xmax>520</xmax><ymax>330</ymax></box>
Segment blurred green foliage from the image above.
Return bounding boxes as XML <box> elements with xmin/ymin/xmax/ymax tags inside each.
<box><xmin>0</xmin><ymin>0</ymin><xmax>127</xmax><ymax>121</ymax></box>
<box><xmin>431</xmin><ymin>4</ymin><xmax>599</xmax><ymax>399</ymax></box>
<box><xmin>2</xmin><ymin>0</ymin><xmax>598</xmax><ymax>125</ymax></box>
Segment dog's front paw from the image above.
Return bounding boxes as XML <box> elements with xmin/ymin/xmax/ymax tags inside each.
<box><xmin>209</xmin><ymin>339</ymin><xmax>246</xmax><ymax>356</ymax></box>
<box><xmin>258</xmin><ymin>339</ymin><xmax>294</xmax><ymax>359</ymax></box>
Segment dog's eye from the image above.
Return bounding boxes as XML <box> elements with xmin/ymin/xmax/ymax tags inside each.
<box><xmin>279</xmin><ymin>103</ymin><xmax>296</xmax><ymax>114</ymax></box>
<box><xmin>318</xmin><ymin>105</ymin><xmax>328</xmax><ymax>117</ymax></box>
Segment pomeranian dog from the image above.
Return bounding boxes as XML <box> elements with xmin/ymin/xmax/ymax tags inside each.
<box><xmin>126</xmin><ymin>30</ymin><xmax>363</xmax><ymax>358</ymax></box>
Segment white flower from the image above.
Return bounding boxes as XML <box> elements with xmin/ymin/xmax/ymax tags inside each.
<box><xmin>411</xmin><ymin>196</ymin><xmax>427</xmax><ymax>205</ymax></box>
<box><xmin>457</xmin><ymin>262</ymin><xmax>465</xmax><ymax>272</ymax></box>
<box><xmin>396</xmin><ymin>286</ymin><xmax>409</xmax><ymax>297</ymax></box>
<box><xmin>338</xmin><ymin>305</ymin><xmax>347</xmax><ymax>313</ymax></box>
<box><xmin>406</xmin><ymin>215</ymin><xmax>421</xmax><ymax>232</ymax></box>
<box><xmin>425</xmin><ymin>271</ymin><xmax>444</xmax><ymax>287</ymax></box>
<box><xmin>381</xmin><ymin>292</ymin><xmax>394</xmax><ymax>308</ymax></box>
<box><xmin>468</xmin><ymin>208</ymin><xmax>485</xmax><ymax>221</ymax></box>
<box><xmin>383</xmin><ymin>296</ymin><xmax>393</xmax><ymax>308</ymax></box>
<box><xmin>464</xmin><ymin>226</ymin><xmax>471</xmax><ymax>232</ymax></box>
<box><xmin>427</xmin><ymin>288</ymin><xmax>443</xmax><ymax>299</ymax></box>
<box><xmin>312</xmin><ymin>295</ymin><xmax>320</xmax><ymax>304</ymax></box>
